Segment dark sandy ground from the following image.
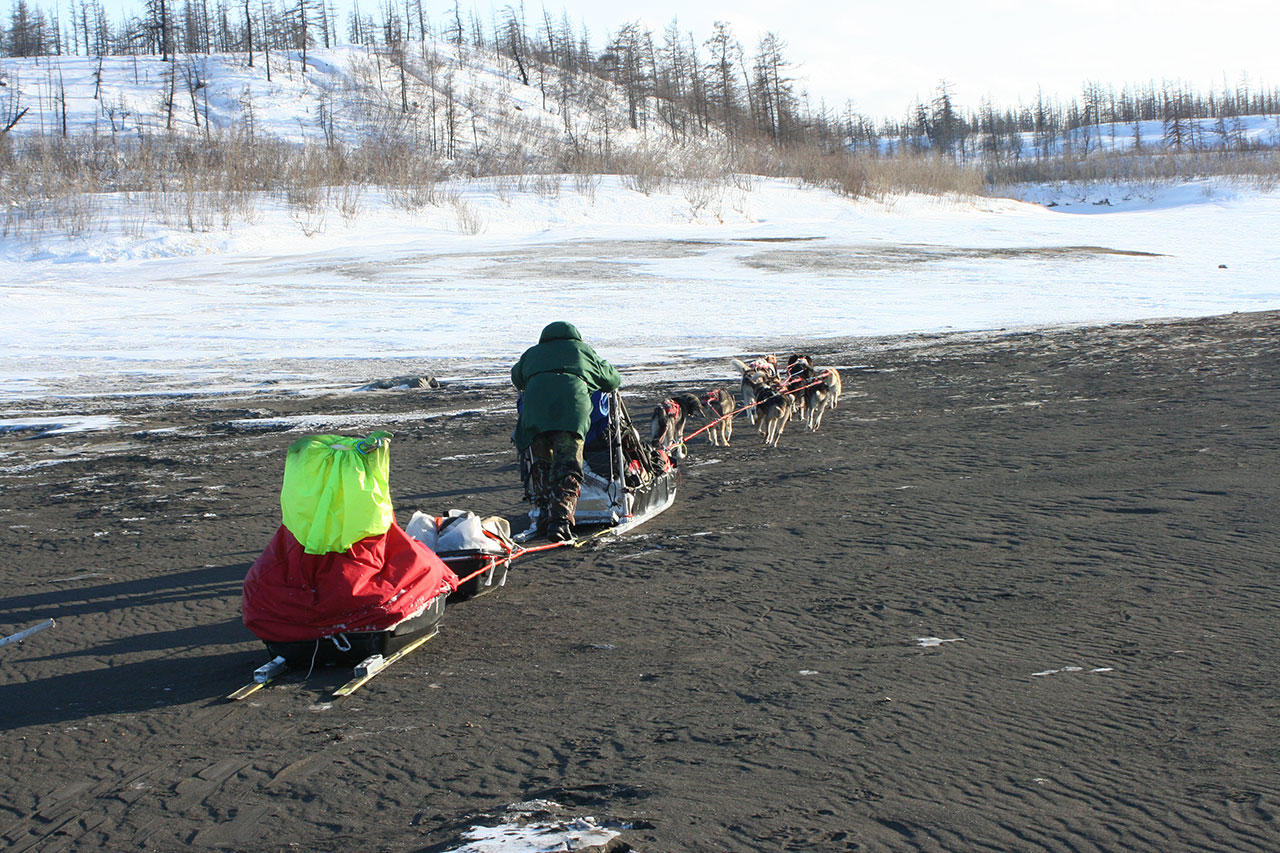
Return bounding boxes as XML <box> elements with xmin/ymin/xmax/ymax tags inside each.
<box><xmin>2</xmin><ymin>311</ymin><xmax>1279</xmax><ymax>852</ymax></box>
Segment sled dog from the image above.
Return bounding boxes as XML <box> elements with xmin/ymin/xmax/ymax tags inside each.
<box><xmin>703</xmin><ymin>388</ymin><xmax>735</xmax><ymax>447</ymax></box>
<box><xmin>784</xmin><ymin>353</ymin><xmax>815</xmax><ymax>422</ymax></box>
<box><xmin>732</xmin><ymin>358</ymin><xmax>781</xmax><ymax>425</ymax></box>
<box><xmin>650</xmin><ymin>393</ymin><xmax>705</xmax><ymax>457</ymax></box>
<box><xmin>805</xmin><ymin>368</ymin><xmax>843</xmax><ymax>432</ymax></box>
<box><xmin>755</xmin><ymin>387</ymin><xmax>794</xmax><ymax>448</ymax></box>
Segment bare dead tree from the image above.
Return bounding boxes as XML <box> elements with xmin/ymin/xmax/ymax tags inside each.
<box><xmin>604</xmin><ymin>21</ymin><xmax>648</xmax><ymax>130</ymax></box>
<box><xmin>259</xmin><ymin>0</ymin><xmax>270</xmax><ymax>81</ymax></box>
<box><xmin>242</xmin><ymin>0</ymin><xmax>253</xmax><ymax>66</ymax></box>
<box><xmin>318</xmin><ymin>0</ymin><xmax>331</xmax><ymax>47</ymax></box>
<box><xmin>444</xmin><ymin>0</ymin><xmax>463</xmax><ymax>47</ymax></box>
<box><xmin>181</xmin><ymin>56</ymin><xmax>203</xmax><ymax>127</ymax></box>
<box><xmin>164</xmin><ymin>49</ymin><xmax>176</xmax><ymax>129</ymax></box>
<box><xmin>145</xmin><ymin>0</ymin><xmax>173</xmax><ymax>60</ymax></box>
<box><xmin>501</xmin><ymin>5</ymin><xmax>528</xmax><ymax>86</ymax></box>
<box><xmin>286</xmin><ymin>0</ymin><xmax>313</xmax><ymax>71</ymax></box>
<box><xmin>55</xmin><ymin>61</ymin><xmax>68</xmax><ymax>136</ymax></box>
<box><xmin>443</xmin><ymin>63</ymin><xmax>457</xmax><ymax>158</ymax></box>
<box><xmin>2</xmin><ymin>106</ymin><xmax>30</xmax><ymax>133</ymax></box>
<box><xmin>704</xmin><ymin>21</ymin><xmax>741</xmax><ymax>138</ymax></box>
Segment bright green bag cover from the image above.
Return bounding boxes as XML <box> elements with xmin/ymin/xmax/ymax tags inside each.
<box><xmin>280</xmin><ymin>431</ymin><xmax>395</xmax><ymax>555</ymax></box>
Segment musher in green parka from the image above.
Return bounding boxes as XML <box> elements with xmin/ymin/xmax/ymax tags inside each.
<box><xmin>512</xmin><ymin>321</ymin><xmax>622</xmax><ymax>542</ymax></box>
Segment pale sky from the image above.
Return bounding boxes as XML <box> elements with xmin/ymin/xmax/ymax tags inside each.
<box><xmin>538</xmin><ymin>0</ymin><xmax>1280</xmax><ymax>118</ymax></box>
<box><xmin>60</xmin><ymin>0</ymin><xmax>1280</xmax><ymax>119</ymax></box>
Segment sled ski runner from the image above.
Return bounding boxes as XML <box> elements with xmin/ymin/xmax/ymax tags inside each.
<box><xmin>565</xmin><ymin>486</ymin><xmax>678</xmax><ymax>548</ymax></box>
<box><xmin>227</xmin><ymin>656</ymin><xmax>288</xmax><ymax>701</ymax></box>
<box><xmin>228</xmin><ymin>629</ymin><xmax>437</xmax><ymax>700</ymax></box>
<box><xmin>332</xmin><ymin>629</ymin><xmax>437</xmax><ymax>697</ymax></box>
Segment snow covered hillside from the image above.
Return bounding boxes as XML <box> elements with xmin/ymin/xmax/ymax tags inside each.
<box><xmin>5</xmin><ymin>46</ymin><xmax>1279</xmax><ymax>166</ymax></box>
<box><xmin>0</xmin><ymin>44</ymin><xmax>685</xmax><ymax>155</ymax></box>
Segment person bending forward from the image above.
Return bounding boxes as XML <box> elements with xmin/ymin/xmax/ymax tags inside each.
<box><xmin>511</xmin><ymin>321</ymin><xmax>622</xmax><ymax>542</ymax></box>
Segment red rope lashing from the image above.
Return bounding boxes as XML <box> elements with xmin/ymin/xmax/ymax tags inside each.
<box><xmin>445</xmin><ymin>555</ymin><xmax>499</xmax><ymax>586</ymax></box>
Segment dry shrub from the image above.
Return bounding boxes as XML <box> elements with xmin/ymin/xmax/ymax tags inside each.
<box><xmin>562</xmin><ymin>150</ymin><xmax>606</xmax><ymax>175</ymax></box>
<box><xmin>533</xmin><ymin>171</ymin><xmax>561</xmax><ymax>199</ymax></box>
<box><xmin>617</xmin><ymin>145</ymin><xmax>673</xmax><ymax>195</ymax></box>
<box><xmin>775</xmin><ymin>146</ymin><xmax>870</xmax><ymax>196</ymax></box>
<box><xmin>730</xmin><ymin>171</ymin><xmax>755</xmax><ymax>192</ymax></box>
<box><xmin>374</xmin><ymin>142</ymin><xmax>444</xmax><ymax>210</ymax></box>
<box><xmin>330</xmin><ymin>183</ymin><xmax>365</xmax><ymax>223</ymax></box>
<box><xmin>862</xmin><ymin>154</ymin><xmax>985</xmax><ymax>198</ymax></box>
<box><xmin>670</xmin><ymin>146</ymin><xmax>731</xmax><ymax>218</ymax></box>
<box><xmin>560</xmin><ymin>151</ymin><xmax>603</xmax><ymax>201</ymax></box>
<box><xmin>49</xmin><ymin>184</ymin><xmax>104</xmax><ymax>236</ymax></box>
<box><xmin>702</xmin><ymin>140</ymin><xmax>984</xmax><ymax>200</ymax></box>
<box><xmin>289</xmin><ymin>202</ymin><xmax>328</xmax><ymax>236</ymax></box>
<box><xmin>385</xmin><ymin>182</ymin><xmax>436</xmax><ymax>210</ymax></box>
<box><xmin>572</xmin><ymin>170</ymin><xmax>599</xmax><ymax>202</ymax></box>
<box><xmin>282</xmin><ymin>146</ymin><xmax>334</xmax><ymax>220</ymax></box>
<box><xmin>490</xmin><ymin>173</ymin><xmax>523</xmax><ymax>202</ymax></box>
<box><xmin>451</xmin><ymin>196</ymin><xmax>486</xmax><ymax>234</ymax></box>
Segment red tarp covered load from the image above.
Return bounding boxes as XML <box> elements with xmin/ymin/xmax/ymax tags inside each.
<box><xmin>241</xmin><ymin>432</ymin><xmax>458</xmax><ymax>644</ymax></box>
<box><xmin>242</xmin><ymin>522</ymin><xmax>457</xmax><ymax>643</ymax></box>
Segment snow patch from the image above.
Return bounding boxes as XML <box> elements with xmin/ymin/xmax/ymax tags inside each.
<box><xmin>443</xmin><ymin>816</ymin><xmax>622</xmax><ymax>853</ymax></box>
<box><xmin>1032</xmin><ymin>666</ymin><xmax>1114</xmax><ymax>677</ymax></box>
<box><xmin>220</xmin><ymin>408</ymin><xmax>494</xmax><ymax>432</ymax></box>
<box><xmin>0</xmin><ymin>416</ymin><xmax>125</xmax><ymax>436</ymax></box>
<box><xmin>916</xmin><ymin>637</ymin><xmax>963</xmax><ymax>647</ymax></box>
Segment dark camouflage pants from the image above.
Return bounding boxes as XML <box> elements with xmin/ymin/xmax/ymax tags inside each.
<box><xmin>530</xmin><ymin>430</ymin><xmax>584</xmax><ymax>524</ymax></box>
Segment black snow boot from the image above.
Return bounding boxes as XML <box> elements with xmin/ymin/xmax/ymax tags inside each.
<box><xmin>548</xmin><ymin>472</ymin><xmax>582</xmax><ymax>543</ymax></box>
<box><xmin>548</xmin><ymin>520</ymin><xmax>574</xmax><ymax>543</ymax></box>
<box><xmin>529</xmin><ymin>460</ymin><xmax>553</xmax><ymax>538</ymax></box>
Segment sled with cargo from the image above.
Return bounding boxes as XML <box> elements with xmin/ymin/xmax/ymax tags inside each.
<box><xmin>515</xmin><ymin>390</ymin><xmax>680</xmax><ymax>543</ymax></box>
<box><xmin>233</xmin><ymin>432</ymin><xmax>460</xmax><ymax>699</ymax></box>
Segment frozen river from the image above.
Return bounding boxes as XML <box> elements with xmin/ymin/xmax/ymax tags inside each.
<box><xmin>5</xmin><ymin>180</ymin><xmax>1278</xmax><ymax>401</ymax></box>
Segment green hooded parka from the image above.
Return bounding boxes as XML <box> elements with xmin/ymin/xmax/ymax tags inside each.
<box><xmin>511</xmin><ymin>321</ymin><xmax>622</xmax><ymax>450</ymax></box>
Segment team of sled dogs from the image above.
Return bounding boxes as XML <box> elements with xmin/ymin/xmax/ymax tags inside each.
<box><xmin>650</xmin><ymin>353</ymin><xmax>843</xmax><ymax>451</ymax></box>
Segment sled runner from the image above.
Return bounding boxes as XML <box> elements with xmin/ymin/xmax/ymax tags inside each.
<box><xmin>331</xmin><ymin>630</ymin><xmax>439</xmax><ymax>697</ymax></box>
<box><xmin>254</xmin><ymin>582</ymin><xmax>448</xmax><ymax>669</ymax></box>
<box><xmin>228</xmin><ymin>614</ymin><xmax>443</xmax><ymax>701</ymax></box>
<box><xmin>516</xmin><ymin>391</ymin><xmax>679</xmax><ymax>542</ymax></box>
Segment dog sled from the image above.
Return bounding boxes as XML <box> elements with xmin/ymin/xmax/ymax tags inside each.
<box><xmin>239</xmin><ymin>433</ymin><xmax>460</xmax><ymax>688</ymax></box>
<box><xmin>516</xmin><ymin>391</ymin><xmax>680</xmax><ymax>542</ymax></box>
